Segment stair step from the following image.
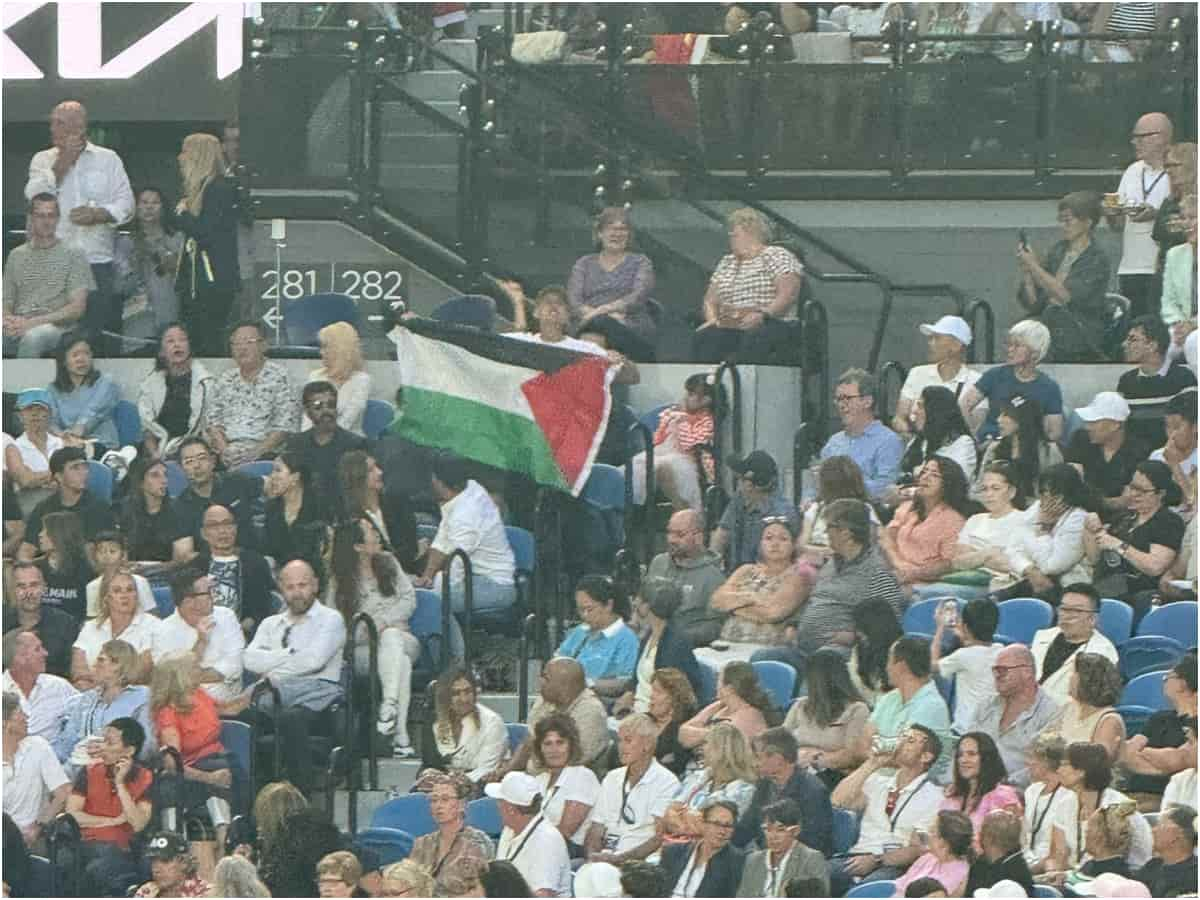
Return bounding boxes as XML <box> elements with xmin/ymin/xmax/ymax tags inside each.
<box><xmin>430</xmin><ymin>38</ymin><xmax>478</xmax><ymax>72</ymax></box>
<box><xmin>397</xmin><ymin>69</ymin><xmax>471</xmax><ymax>103</ymax></box>
<box><xmin>331</xmin><ymin>788</ymin><xmax>394</xmax><ymax>833</ymax></box>
<box><xmin>379</xmin><ymin>163</ymin><xmax>460</xmax><ymax>191</ymax></box>
<box><xmin>375</xmin><ymin>133</ymin><xmax>462</xmax><ymax>164</ymax></box>
<box><xmin>378</xmin><ymin>99</ymin><xmax>463</xmax><ymax>135</ymax></box>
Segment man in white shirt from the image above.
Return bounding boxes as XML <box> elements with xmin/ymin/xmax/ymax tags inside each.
<box><xmin>244</xmin><ymin>560</ymin><xmax>346</xmax><ymax>796</ymax></box>
<box><xmin>486</xmin><ymin>771</ymin><xmax>571</xmax><ymax>897</ymax></box>
<box><xmin>1030</xmin><ymin>583</ymin><xmax>1119</xmax><ymax>704</ymax></box>
<box><xmin>1111</xmin><ymin>112</ymin><xmax>1173</xmax><ymax>318</ymax></box>
<box><xmin>585</xmin><ymin>713</ymin><xmax>680</xmax><ymax>864</ymax></box>
<box><xmin>154</xmin><ymin>569</ymin><xmax>245</xmax><ymax>704</ymax></box>
<box><xmin>931</xmin><ymin>599</ymin><xmax>1003</xmax><ymax>735</ymax></box>
<box><xmin>24</xmin><ymin>101</ymin><xmax>134</xmax><ymax>353</ymax></box>
<box><xmin>1</xmin><ymin>630</ymin><xmax>77</xmax><ymax>742</ymax></box>
<box><xmin>894</xmin><ymin>316</ymin><xmax>981</xmax><ymax>436</ymax></box>
<box><xmin>415</xmin><ymin>454</ymin><xmax>516</xmax><ymax>618</ymax></box>
<box><xmin>2</xmin><ymin>691</ymin><xmax>71</xmax><ymax>848</ymax></box>
<box><xmin>829</xmin><ymin>724</ymin><xmax>944</xmax><ymax>896</ymax></box>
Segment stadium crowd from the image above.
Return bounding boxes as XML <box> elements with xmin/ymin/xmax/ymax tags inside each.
<box><xmin>3</xmin><ymin>2</ymin><xmax>1200</xmax><ymax>897</ymax></box>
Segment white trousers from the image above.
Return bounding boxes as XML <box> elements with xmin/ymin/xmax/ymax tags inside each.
<box><xmin>354</xmin><ymin>627</ymin><xmax>421</xmax><ymax>746</ymax></box>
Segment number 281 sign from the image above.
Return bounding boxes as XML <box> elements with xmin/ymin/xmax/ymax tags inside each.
<box><xmin>257</xmin><ymin>263</ymin><xmax>406</xmax><ymax>305</ymax></box>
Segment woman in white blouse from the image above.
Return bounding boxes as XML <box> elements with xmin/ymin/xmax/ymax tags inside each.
<box><xmin>531</xmin><ymin>714</ymin><xmax>601</xmax><ymax>856</ymax></box>
<box><xmin>1025</xmin><ymin>734</ymin><xmax>1073</xmax><ymax>873</ymax></box>
<box><xmin>893</xmin><ymin>386</ymin><xmax>978</xmax><ymax>506</ymax></box>
<box><xmin>1004</xmin><ymin>463</ymin><xmax>1094</xmax><ymax>601</ymax></box>
<box><xmin>419</xmin><ymin>665</ymin><xmax>508</xmax><ymax>792</ymax></box>
<box><xmin>305</xmin><ymin>321</ymin><xmax>371</xmax><ymax>436</ymax></box>
<box><xmin>72</xmin><ymin>569</ymin><xmax>162</xmax><ymax>689</ymax></box>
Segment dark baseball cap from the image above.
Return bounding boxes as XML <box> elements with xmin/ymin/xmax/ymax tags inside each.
<box><xmin>145</xmin><ymin>831</ymin><xmax>189</xmax><ymax>860</ymax></box>
<box><xmin>727</xmin><ymin>450</ymin><xmax>778</xmax><ymax>486</ymax></box>
<box><xmin>48</xmin><ymin>446</ymin><xmax>88</xmax><ymax>474</ymax></box>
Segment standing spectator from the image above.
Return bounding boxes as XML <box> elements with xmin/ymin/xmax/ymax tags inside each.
<box><xmin>3</xmin><ymin>563</ymin><xmax>80</xmax><ymax>678</ymax></box>
<box><xmin>1151</xmin><ymin>390</ymin><xmax>1197</xmax><ymax>512</ymax></box>
<box><xmin>1160</xmin><ymin>192</ymin><xmax>1197</xmax><ymax>358</ymax></box>
<box><xmin>72</xmin><ymin>570</ymin><xmax>162</xmax><ymax>689</ymax></box>
<box><xmin>24</xmin><ymin>100</ymin><xmax>134</xmax><ymax>353</ymax></box>
<box><xmin>1118</xmin><ymin>316</ymin><xmax>1196</xmax><ymax>449</ymax></box>
<box><xmin>243</xmin><ymin>560</ymin><xmax>346</xmax><ymax>796</ymax></box>
<box><xmin>817</xmin><ymin>369</ymin><xmax>905</xmax><ymax>500</ymax></box>
<box><xmin>646</xmin><ymin>509</ymin><xmax>727</xmax><ymax>648</ymax></box>
<box><xmin>136</xmin><ymin>323</ymin><xmax>214</xmax><ymax>460</ymax></box>
<box><xmin>976</xmin><ymin>397</ymin><xmax>1063</xmax><ymax>501</ymax></box>
<box><xmin>486</xmin><ymin>771</ymin><xmax>572</xmax><ymax>897</ymax></box>
<box><xmin>305</xmin><ymin>323</ymin><xmax>371</xmax><ymax>436</ymax></box>
<box><xmin>939</xmin><ymin>732</ymin><xmax>1022</xmax><ymax>833</ymax></box>
<box><xmin>336</xmin><ymin>450</ymin><xmax>417</xmax><ymax>574</ymax></box>
<box><xmin>529</xmin><ymin>715</ymin><xmax>601</xmax><ymax>853</ymax></box>
<box><xmin>2</xmin><ymin>628</ymin><xmax>77</xmax><ymax>741</ymax></box>
<box><xmin>710</xmin><ymin>451</ymin><xmax>799</xmax><ymax>569</ymax></box>
<box><xmin>1066</xmin><ymin>391</ymin><xmax>1148</xmax><ymax>512</ymax></box>
<box><xmin>6</xmin><ymin>389</ymin><xmax>65</xmax><ymax>516</ymax></box>
<box><xmin>736</xmin><ymin>798</ymin><xmax>829</xmax><ymax>897</ymax></box>
<box><xmin>515</xmin><ymin>658</ymin><xmax>610</xmax><ymax>774</ymax></box>
<box><xmin>1</xmin><ymin>691</ymin><xmax>71</xmax><ymax>847</ymax></box>
<box><xmin>660</xmin><ymin>799</ymin><xmax>746</xmax><ymax>898</ymax></box>
<box><xmin>568</xmin><ymin>207</ymin><xmax>658</xmax><ymax>348</ymax></box>
<box><xmin>407</xmin><ymin>773</ymin><xmax>495</xmax><ymax>894</ymax></box>
<box><xmin>20</xmin><ymin>446</ymin><xmax>115</xmax><ymax>561</ymax></box>
<box><xmin>46</xmin><ymin>332</ymin><xmax>121</xmax><ymax>452</ymax></box>
<box><xmin>738</xmin><ymin>727</ymin><xmax>833</xmax><ymax>856</ymax></box>
<box><xmin>1132</xmin><ymin>803</ymin><xmax>1199</xmax><ymax>897</ymax></box>
<box><xmin>880</xmin><ymin>456</ymin><xmax>971</xmax><ymax>593</ymax></box>
<box><xmin>112</xmin><ymin>187</ymin><xmax>184</xmax><ymax>343</ymax></box>
<box><xmin>153</xmin><ymin>568</ymin><xmax>245</xmax><ymax>704</ymax></box>
<box><xmin>168</xmin><ymin>133</ymin><xmax>239</xmax><ymax>356</ymax></box>
<box><xmin>782</xmin><ymin>649</ymin><xmax>870</xmax><ymax>788</ymax></box>
<box><xmin>1031</xmin><ymin>584</ymin><xmax>1118</xmax><ymax>705</ymax></box>
<box><xmin>959</xmin><ymin>320</ymin><xmax>1064</xmax><ymax>442</ymax></box>
<box><xmin>931</xmin><ymin>599</ymin><xmax>1003</xmax><ymax>734</ymax></box>
<box><xmin>554</xmin><ymin>575</ymin><xmax>639</xmax><ymax>690</ymax></box>
<box><xmin>1053</xmin><ymin>653</ymin><xmax>1126</xmax><ymax>763</ymax></box>
<box><xmin>1024</xmin><ymin>735</ymin><xmax>1072</xmax><ymax>872</ymax></box>
<box><xmin>193</xmin><ymin>505</ymin><xmax>276</xmax><ymax>637</ymax></box>
<box><xmin>628</xmin><ymin>373</ymin><xmax>716</xmax><ymax>511</ymax></box>
<box><xmin>2</xmin><ymin>194</ymin><xmax>92</xmax><ymax>358</ymax></box>
<box><xmin>693</xmin><ymin>208</ymin><xmax>804</xmax><ymax>365</ymax></box>
<box><xmin>1111</xmin><ymin>112</ymin><xmax>1173</xmax><ymax>318</ymax></box>
<box><xmin>257</xmin><ymin>806</ymin><xmax>345</xmax><ymax>899</ymax></box>
<box><xmin>172</xmin><ymin>438</ymin><xmax>264</xmax><ymax>557</ymax></box>
<box><xmin>893</xmin><ymin>316</ymin><xmax>980</xmax><ymax>438</ymax></box>
<box><xmin>287</xmin><ymin>382</ymin><xmax>369</xmax><ymax>501</ymax></box>
<box><xmin>1016</xmin><ymin>191</ymin><xmax>1111</xmax><ymax>362</ymax></box>
<box><xmin>1004</xmin><ymin>464</ymin><xmax>1095</xmax><ymax>603</ymax></box>
<box><xmin>895</xmin><ymin>386</ymin><xmax>978</xmax><ymax>491</ymax></box>
<box><xmin>207</xmin><ymin>321</ymin><xmax>299</xmax><ymax>469</ymax></box>
<box><xmin>420</xmin><ymin>665</ymin><xmax>508</xmax><ymax>789</ymax></box>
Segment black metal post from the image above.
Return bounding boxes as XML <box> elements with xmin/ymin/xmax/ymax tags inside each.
<box><xmin>518</xmin><ymin>612</ymin><xmax>536</xmax><ymax>721</ymax></box>
<box><xmin>251</xmin><ymin>680</ymin><xmax>284</xmax><ymax>784</ymax></box>
<box><xmin>443</xmin><ymin>549</ymin><xmax>475</xmax><ymax>672</ymax></box>
<box><xmin>625</xmin><ymin>421</ymin><xmax>655</xmax><ymax>565</ymax></box>
<box><xmin>349</xmin><ymin>611</ymin><xmax>381</xmax><ymax>795</ymax></box>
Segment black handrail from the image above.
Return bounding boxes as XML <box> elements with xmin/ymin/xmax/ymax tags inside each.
<box><xmin>625</xmin><ymin>420</ymin><xmax>655</xmax><ymax>565</ymax></box>
<box><xmin>250</xmin><ymin>680</ymin><xmax>284</xmax><ymax>785</ymax></box>
<box><xmin>47</xmin><ymin>812</ymin><xmax>81</xmax><ymax>897</ymax></box>
<box><xmin>439</xmin><ymin>582</ymin><xmax>454</xmax><ymax>673</ymax></box>
<box><xmin>158</xmin><ymin>745</ymin><xmax>186</xmax><ymax>834</ymax></box>
<box><xmin>802</xmin><ymin>298</ymin><xmax>831</xmax><ymax>442</ymax></box>
<box><xmin>327</xmin><ymin>746</ymin><xmax>345</xmax><ymax>824</ymax></box>
<box><xmin>347</xmin><ymin>611</ymin><xmax>381</xmax><ymax>798</ymax></box>
<box><xmin>518</xmin><ymin>612</ymin><xmax>536</xmax><ymax>721</ymax></box>
<box><xmin>965</xmin><ymin>298</ymin><xmax>997</xmax><ymax>364</ymax></box>
<box><xmin>712</xmin><ymin>361</ymin><xmax>743</xmax><ymax>464</ymax></box>
<box><xmin>877</xmin><ymin>360</ymin><xmax>909</xmax><ymax>427</ymax></box>
<box><xmin>442</xmin><ymin>548</ymin><xmax>475</xmax><ymax>672</ymax></box>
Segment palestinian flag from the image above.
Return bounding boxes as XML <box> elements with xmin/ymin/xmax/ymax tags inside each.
<box><xmin>388</xmin><ymin>320</ymin><xmax>616</xmax><ymax>495</ymax></box>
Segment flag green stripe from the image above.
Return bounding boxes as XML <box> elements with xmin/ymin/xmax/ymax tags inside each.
<box><xmin>393</xmin><ymin>386</ymin><xmax>569</xmax><ymax>491</ymax></box>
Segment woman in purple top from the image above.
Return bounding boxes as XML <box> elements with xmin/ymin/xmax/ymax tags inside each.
<box><xmin>567</xmin><ymin>207</ymin><xmax>657</xmax><ymax>347</ymax></box>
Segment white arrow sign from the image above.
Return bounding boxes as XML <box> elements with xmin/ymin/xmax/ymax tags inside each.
<box><xmin>261</xmin><ymin>305</ymin><xmax>282</xmax><ymax>330</ymax></box>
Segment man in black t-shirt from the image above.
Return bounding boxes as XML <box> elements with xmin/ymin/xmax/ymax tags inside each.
<box><xmin>195</xmin><ymin>505</ymin><xmax>276</xmax><ymax>636</ymax></box>
<box><xmin>1134</xmin><ymin>804</ymin><xmax>1199</xmax><ymax>898</ymax></box>
<box><xmin>1121</xmin><ymin>654</ymin><xmax>1198</xmax><ymax>800</ymax></box>
<box><xmin>173</xmin><ymin>437</ymin><xmax>264</xmax><ymax>557</ymax></box>
<box><xmin>1066</xmin><ymin>391</ymin><xmax>1148</xmax><ymax>514</ymax></box>
<box><xmin>284</xmin><ymin>380</ymin><xmax>366</xmax><ymax>503</ymax></box>
<box><xmin>19</xmin><ymin>447</ymin><xmax>114</xmax><ymax>561</ymax></box>
<box><xmin>1118</xmin><ymin>315</ymin><xmax>1197</xmax><ymax>448</ymax></box>
<box><xmin>2</xmin><ymin>562</ymin><xmax>80</xmax><ymax>677</ymax></box>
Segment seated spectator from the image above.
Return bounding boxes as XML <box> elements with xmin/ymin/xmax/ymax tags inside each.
<box><xmin>859</xmin><ymin>636</ymin><xmax>953</xmax><ymax>779</ymax></box>
<box><xmin>939</xmin><ymin>732</ymin><xmax>1021</xmax><ymax>833</ymax></box>
<box><xmin>645</xmin><ymin>667</ymin><xmax>697</xmax><ymax>777</ymax></box>
<box><xmin>113</xmin><ymin>188</ymin><xmax>184</xmax><ymax>343</ymax></box>
<box><xmin>1120</xmin><ymin>653</ymin><xmax>1198</xmax><ymax>809</ymax></box>
<box><xmin>304</xmin><ymin>322</ymin><xmax>371</xmax><ymax>436</ymax></box>
<box><xmin>739</xmin><ymin>727</ymin><xmax>833</xmax><ymax>856</ymax></box>
<box><xmin>415</xmin><ymin>453</ymin><xmax>516</xmax><ymax>617</ymax></box>
<box><xmin>210</xmin><ymin>855</ymin><xmax>271</xmax><ymax>898</ymax></box>
<box><xmin>35</xmin><ymin>510</ymin><xmax>94</xmax><ymax>621</ymax></box>
<box><xmin>1065</xmin><ymin>803</ymin><xmax>1139</xmax><ymax>885</ymax></box>
<box><xmin>1025</xmin><ymin>734</ymin><xmax>1071</xmax><ymax>872</ymax></box>
<box><xmin>515</xmin><ymin>658</ymin><xmax>609</xmax><ymax>774</ymax></box>
<box><xmin>573</xmin><ymin>862</ymin><xmax>623</xmax><ymax>900</ymax></box>
<box><xmin>828</xmin><ymin>725</ymin><xmax>945</xmax><ymax>895</ymax></box>
<box><xmin>630</xmin><ymin>373</ymin><xmax>716</xmax><ymax>511</ymax></box>
<box><xmin>1048</xmin><ymin>742</ymin><xmax>1153</xmax><ymax>871</ymax></box>
<box><xmin>2</xmin><ymin>193</ymin><xmax>91</xmax><ymax>359</ymax></box>
<box><xmin>848</xmin><ymin>596</ymin><xmax>904</xmax><ymax>708</ymax></box>
<box><xmin>660</xmin><ymin>799</ymin><xmax>745</xmax><ymax>898</ymax></box>
<box><xmin>612</xmin><ymin>577</ymin><xmax>701</xmax><ymax>715</ymax></box>
<box><xmin>206</xmin><ymin>321</ymin><xmax>299</xmax><ymax>469</ymax></box>
<box><xmin>781</xmin><ymin>649</ymin><xmax>870</xmax><ymax>789</ymax></box>
<box><xmin>195</xmin><ymin>505</ymin><xmax>276</xmax><ymax>636</ymax></box>
<box><xmin>451</xmin><ymin>858</ymin><xmax>535</xmax><ymax>898</ymax></box>
<box><xmin>618</xmin><ymin>860</ymin><xmax>669</xmax><ymax>898</ymax></box>
<box><xmin>118</xmin><ymin>458</ymin><xmax>189</xmax><ymax>565</ymax></box>
<box><xmin>172</xmin><ymin>437</ymin><xmax>264</xmax><ymax>558</ymax></box>
<box><xmin>407</xmin><ymin>773</ymin><xmax>495</xmax><ymax>894</ymax></box>
<box><xmin>420</xmin><ymin>665</ymin><xmax>508</xmax><ymax>789</ymax></box>
<box><xmin>1031</xmin><ymin>583</ymin><xmax>1118</xmax><ymax>705</ymax></box>
<box><xmin>1118</xmin><ymin>316</ymin><xmax>1197</xmax><ymax>448</ymax></box>
<box><xmin>1067</xmin><ymin>391</ymin><xmax>1149</xmax><ymax>512</ymax></box>
<box><xmin>65</xmin><ymin>716</ymin><xmax>154</xmax><ymax>897</ymax></box>
<box><xmin>1132</xmin><ymin>803</ymin><xmax>1199</xmax><ymax>897</ymax></box>
<box><xmin>693</xmin><ymin>207</ymin><xmax>804</xmax><ymax>365</ymax></box>
<box><xmin>945</xmin><ymin>463</ymin><xmax>1036</xmax><ymax>599</ymax></box>
<box><xmin>1</xmin><ymin>691</ymin><xmax>70</xmax><ymax>848</ymax></box>
<box><xmin>133</xmin><ymin>831</ymin><xmax>210</xmax><ymax>898</ymax></box>
<box><xmin>931</xmin><ymin>599</ymin><xmax>1003</xmax><ymax>734</ymax></box>
<box><xmin>796</xmin><ymin>456</ymin><xmax>874</xmax><ymax>569</ymax></box>
<box><xmin>72</xmin><ymin>571</ymin><xmax>162</xmax><ymax>688</ymax></box>
<box><xmin>2</xmin><ymin>628</ymin><xmax>77</xmax><ymax>742</ymax></box>
<box><xmin>1084</xmin><ymin>461</ymin><xmax>1185</xmax><ymax>617</ymax></box>
<box><xmin>1161</xmin><ymin>193</ymin><xmax>1197</xmax><ymax>358</ymax></box>
<box><xmin>153</xmin><ymin>567</ymin><xmax>245</xmax><ymax>704</ymax></box>
<box><xmin>5</xmin><ymin>389</ymin><xmax>64</xmax><ymax>516</ymax></box>
<box><xmin>46</xmin><ymin>332</ymin><xmax>120</xmax><ymax>453</ymax></box>
<box><xmin>136</xmin><ymin>323</ymin><xmax>213</xmax><ymax>461</ymax></box>
<box><xmin>817</xmin><ymin>369</ymin><xmax>905</xmax><ymax>501</ymax></box>
<box><xmin>529</xmin><ymin>715</ymin><xmax>600</xmax><ymax>853</ymax></box>
<box><xmin>20</xmin><ymin>446</ymin><xmax>115</xmax><ymax>562</ymax></box>
<box><xmin>1016</xmin><ymin>191</ymin><xmax>1111</xmax><ymax>362</ymax></box>
<box><xmin>891</xmin><ymin>810</ymin><xmax>974</xmax><ymax>897</ymax></box>
<box><xmin>711</xmin><ymin>518</ymin><xmax>810</xmax><ymax>649</ymax></box>
<box><xmin>736</xmin><ymin>798</ymin><xmax>829</xmax><ymax>897</ymax></box>
<box><xmin>568</xmin><ymin>207</ymin><xmax>659</xmax><ymax>348</ymax></box>
<box><xmin>966</xmin><ymin>810</ymin><xmax>1034</xmax><ymax>896</ymax></box>
<box><xmin>337</xmin><ymin>449</ymin><xmax>418</xmax><ymax>574</ymax></box>
<box><xmin>286</xmin><ymin>381</ymin><xmax>367</xmax><ymax>503</ymax></box>
<box><xmin>1053</xmin><ymin>653</ymin><xmax>1126</xmax><ymax>762</ymax></box>
<box><xmin>256</xmin><ymin>806</ymin><xmax>345</xmax><ymax>898</ymax></box>
<box><xmin>960</xmin><ymin>319</ymin><xmax>1064</xmax><ymax>443</ymax></box>
<box><xmin>1152</xmin><ymin>390</ymin><xmax>1197</xmax><ymax>515</ymax></box>
<box><xmin>679</xmin><ymin>661</ymin><xmax>771</xmax><ymax>749</ymax></box>
<box><xmin>555</xmin><ymin>575</ymin><xmax>639</xmax><ymax>691</ymax></box>
<box><xmin>647</xmin><ymin>510</ymin><xmax>727</xmax><ymax>648</ymax></box>
<box><xmin>4</xmin><ymin>562</ymin><xmax>81</xmax><ymax>677</ymax></box>
<box><xmin>86</xmin><ymin>531</ymin><xmax>157</xmax><ymax>618</ymax></box>
<box><xmin>243</xmin><ymin>560</ymin><xmax>346</xmax><ymax>797</ymax></box>
<box><xmin>894</xmin><ymin>386</ymin><xmax>978</xmax><ymax>498</ymax></box>
<box><xmin>880</xmin><ymin>456</ymin><xmax>971</xmax><ymax>592</ymax></box>
<box><xmin>585</xmin><ymin>713</ymin><xmax>680</xmax><ymax>865</ymax></box>
<box><xmin>976</xmin><ymin>396</ymin><xmax>1063</xmax><ymax>501</ymax></box>
<box><xmin>264</xmin><ymin>452</ymin><xmax>331</xmax><ymax>579</ymax></box>
<box><xmin>664</xmin><ymin>723</ymin><xmax>758</xmax><ymax>841</ymax></box>
<box><xmin>486</xmin><ymin>771</ymin><xmax>572</xmax><ymax>897</ymax></box>
<box><xmin>250</xmin><ymin>780</ymin><xmax>308</xmax><ymax>866</ymax></box>
<box><xmin>315</xmin><ymin>851</ymin><xmax>363</xmax><ymax>900</ymax></box>
<box><xmin>328</xmin><ymin>516</ymin><xmax>419</xmax><ymax>757</ymax></box>
<box><xmin>711</xmin><ymin>451</ymin><xmax>799</xmax><ymax>570</ymax></box>
<box><xmin>893</xmin><ymin>316</ymin><xmax>980</xmax><ymax>439</ymax></box>
<box><xmin>901</xmin><ymin>877</ymin><xmax>950</xmax><ymax>898</ymax></box>
<box><xmin>381</xmin><ymin>860</ymin><xmax>437</xmax><ymax>898</ymax></box>
<box><xmin>1003</xmin><ymin>464</ymin><xmax>1095</xmax><ymax>603</ymax></box>
<box><xmin>964</xmin><ymin>645</ymin><xmax>1063</xmax><ymax>791</ymax></box>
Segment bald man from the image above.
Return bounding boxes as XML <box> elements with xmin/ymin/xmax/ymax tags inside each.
<box><xmin>25</xmin><ymin>101</ymin><xmax>134</xmax><ymax>353</ymax></box>
<box><xmin>962</xmin><ymin>644</ymin><xmax>1062</xmax><ymax>788</ymax></box>
<box><xmin>508</xmin><ymin>657</ymin><xmax>610</xmax><ymax>774</ymax></box>
<box><xmin>1112</xmin><ymin>112</ymin><xmax>1174</xmax><ymax>318</ymax></box>
<box><xmin>646</xmin><ymin>509</ymin><xmax>727</xmax><ymax>647</ymax></box>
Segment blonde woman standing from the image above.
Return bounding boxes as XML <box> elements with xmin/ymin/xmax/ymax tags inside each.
<box><xmin>168</xmin><ymin>133</ymin><xmax>239</xmax><ymax>356</ymax></box>
<box><xmin>305</xmin><ymin>322</ymin><xmax>372</xmax><ymax>436</ymax></box>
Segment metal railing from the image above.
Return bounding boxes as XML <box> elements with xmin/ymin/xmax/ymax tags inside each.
<box><xmin>442</xmin><ymin>548</ymin><xmax>475</xmax><ymax>672</ymax></box>
<box><xmin>624</xmin><ymin>420</ymin><xmax>655</xmax><ymax>566</ymax></box>
<box><xmin>343</xmin><ymin>610</ymin><xmax>381</xmax><ymax>834</ymax></box>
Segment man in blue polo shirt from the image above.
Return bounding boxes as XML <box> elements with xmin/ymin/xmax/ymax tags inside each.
<box><xmin>818</xmin><ymin>368</ymin><xmax>904</xmax><ymax>500</ymax></box>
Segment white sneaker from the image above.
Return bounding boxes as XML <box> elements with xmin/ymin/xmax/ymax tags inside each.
<box><xmin>393</xmin><ymin>744</ymin><xmax>417</xmax><ymax>759</ymax></box>
<box><xmin>376</xmin><ymin>701</ymin><xmax>398</xmax><ymax>737</ymax></box>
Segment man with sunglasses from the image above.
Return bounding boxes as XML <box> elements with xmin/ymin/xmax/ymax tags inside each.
<box><xmin>284</xmin><ymin>380</ymin><xmax>366</xmax><ymax>499</ymax></box>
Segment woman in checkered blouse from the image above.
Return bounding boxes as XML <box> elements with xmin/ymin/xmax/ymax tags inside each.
<box><xmin>693</xmin><ymin>208</ymin><xmax>805</xmax><ymax>365</ymax></box>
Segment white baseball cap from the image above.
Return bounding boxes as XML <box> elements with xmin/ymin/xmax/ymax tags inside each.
<box><xmin>973</xmin><ymin>880</ymin><xmax>1029</xmax><ymax>898</ymax></box>
<box><xmin>483</xmin><ymin>771</ymin><xmax>541</xmax><ymax>806</ymax></box>
<box><xmin>1076</xmin><ymin>391</ymin><xmax>1131</xmax><ymax>423</ymax></box>
<box><xmin>919</xmin><ymin>315</ymin><xmax>972</xmax><ymax>346</ymax></box>
<box><xmin>574</xmin><ymin>863</ymin><xmax>623</xmax><ymax>898</ymax></box>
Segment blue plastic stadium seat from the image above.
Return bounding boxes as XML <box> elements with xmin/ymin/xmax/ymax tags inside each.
<box><xmin>752</xmin><ymin>660</ymin><xmax>797</xmax><ymax>710</ymax></box>
<box><xmin>1097</xmin><ymin>599</ymin><xmax>1134</xmax><ymax>646</ymax></box>
<box><xmin>847</xmin><ymin>881</ymin><xmax>896</xmax><ymax>898</ymax></box>
<box><xmin>1137</xmin><ymin>602</ymin><xmax>1198</xmax><ymax>642</ymax></box>
<box><xmin>113</xmin><ymin>400</ymin><xmax>143</xmax><ymax>447</ymax></box>
<box><xmin>506</xmin><ymin>722</ymin><xmax>530</xmax><ymax>752</ymax></box>
<box><xmin>352</xmin><ymin>827</ymin><xmax>414</xmax><ymax>865</ymax></box>
<box><xmin>1032</xmin><ymin>885</ymin><xmax>1063</xmax><ymax>898</ymax></box>
<box><xmin>363</xmin><ymin>399</ymin><xmax>395</xmax><ymax>440</ymax></box>
<box><xmin>637</xmin><ymin>403</ymin><xmax>671</xmax><ymax>436</ymax></box>
<box><xmin>466</xmin><ymin>797</ymin><xmax>503</xmax><ymax>839</ymax></box>
<box><xmin>1116</xmin><ymin>704</ymin><xmax>1156</xmax><ymax>738</ymax></box>
<box><xmin>282</xmin><ymin>292</ymin><xmax>360</xmax><ymax>346</ymax></box>
<box><xmin>902</xmin><ymin>597</ymin><xmax>962</xmax><ymax>635</ymax></box>
<box><xmin>220</xmin><ymin>719</ymin><xmax>253</xmax><ymax>813</ymax></box>
<box><xmin>236</xmin><ymin>460</ymin><xmax>274</xmax><ymax>480</ymax></box>
<box><xmin>165</xmin><ymin>460</ymin><xmax>188</xmax><ymax>498</ymax></box>
<box><xmin>1120</xmin><ymin>670</ymin><xmax>1169</xmax><ymax>710</ymax></box>
<box><xmin>505</xmin><ymin>526</ymin><xmax>536</xmax><ymax>575</ymax></box>
<box><xmin>152</xmin><ymin>585</ymin><xmax>175</xmax><ymax>618</ymax></box>
<box><xmin>85</xmin><ymin>460</ymin><xmax>114</xmax><ymax>503</ymax></box>
<box><xmin>996</xmin><ymin>597</ymin><xmax>1053</xmax><ymax>646</ymax></box>
<box><xmin>371</xmin><ymin>794</ymin><xmax>436</xmax><ymax>837</ymax></box>
<box><xmin>833</xmin><ymin>807</ymin><xmax>861</xmax><ymax>856</ymax></box>
<box><xmin>696</xmin><ymin>662</ymin><xmax>719</xmax><ymax>707</ymax></box>
<box><xmin>1119</xmin><ymin>635</ymin><xmax>1186</xmax><ymax>681</ymax></box>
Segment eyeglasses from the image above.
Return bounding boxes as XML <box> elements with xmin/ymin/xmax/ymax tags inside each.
<box><xmin>1126</xmin><ymin>483</ymin><xmax>1158</xmax><ymax>495</ymax></box>
<box><xmin>834</xmin><ymin>393</ymin><xmax>863</xmax><ymax>405</ymax></box>
<box><xmin>205</xmin><ymin>519</ymin><xmax>236</xmax><ymax>529</ymax></box>
<box><xmin>1131</xmin><ymin>131</ymin><xmax>1162</xmax><ymax>139</ymax></box>
<box><xmin>704</xmin><ymin>818</ymin><xmax>735</xmax><ymax>830</ymax></box>
<box><xmin>1057</xmin><ymin>606</ymin><xmax>1096</xmax><ymax>617</ymax></box>
<box><xmin>230</xmin><ymin>337</ymin><xmax>261</xmax><ymax>347</ymax></box>
<box><xmin>184</xmin><ymin>591</ymin><xmax>212</xmax><ymax>600</ymax></box>
<box><xmin>992</xmin><ymin>664</ymin><xmax>1032</xmax><ymax>675</ymax></box>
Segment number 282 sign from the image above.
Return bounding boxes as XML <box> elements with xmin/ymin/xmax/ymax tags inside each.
<box><xmin>257</xmin><ymin>263</ymin><xmax>406</xmax><ymax>305</ymax></box>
